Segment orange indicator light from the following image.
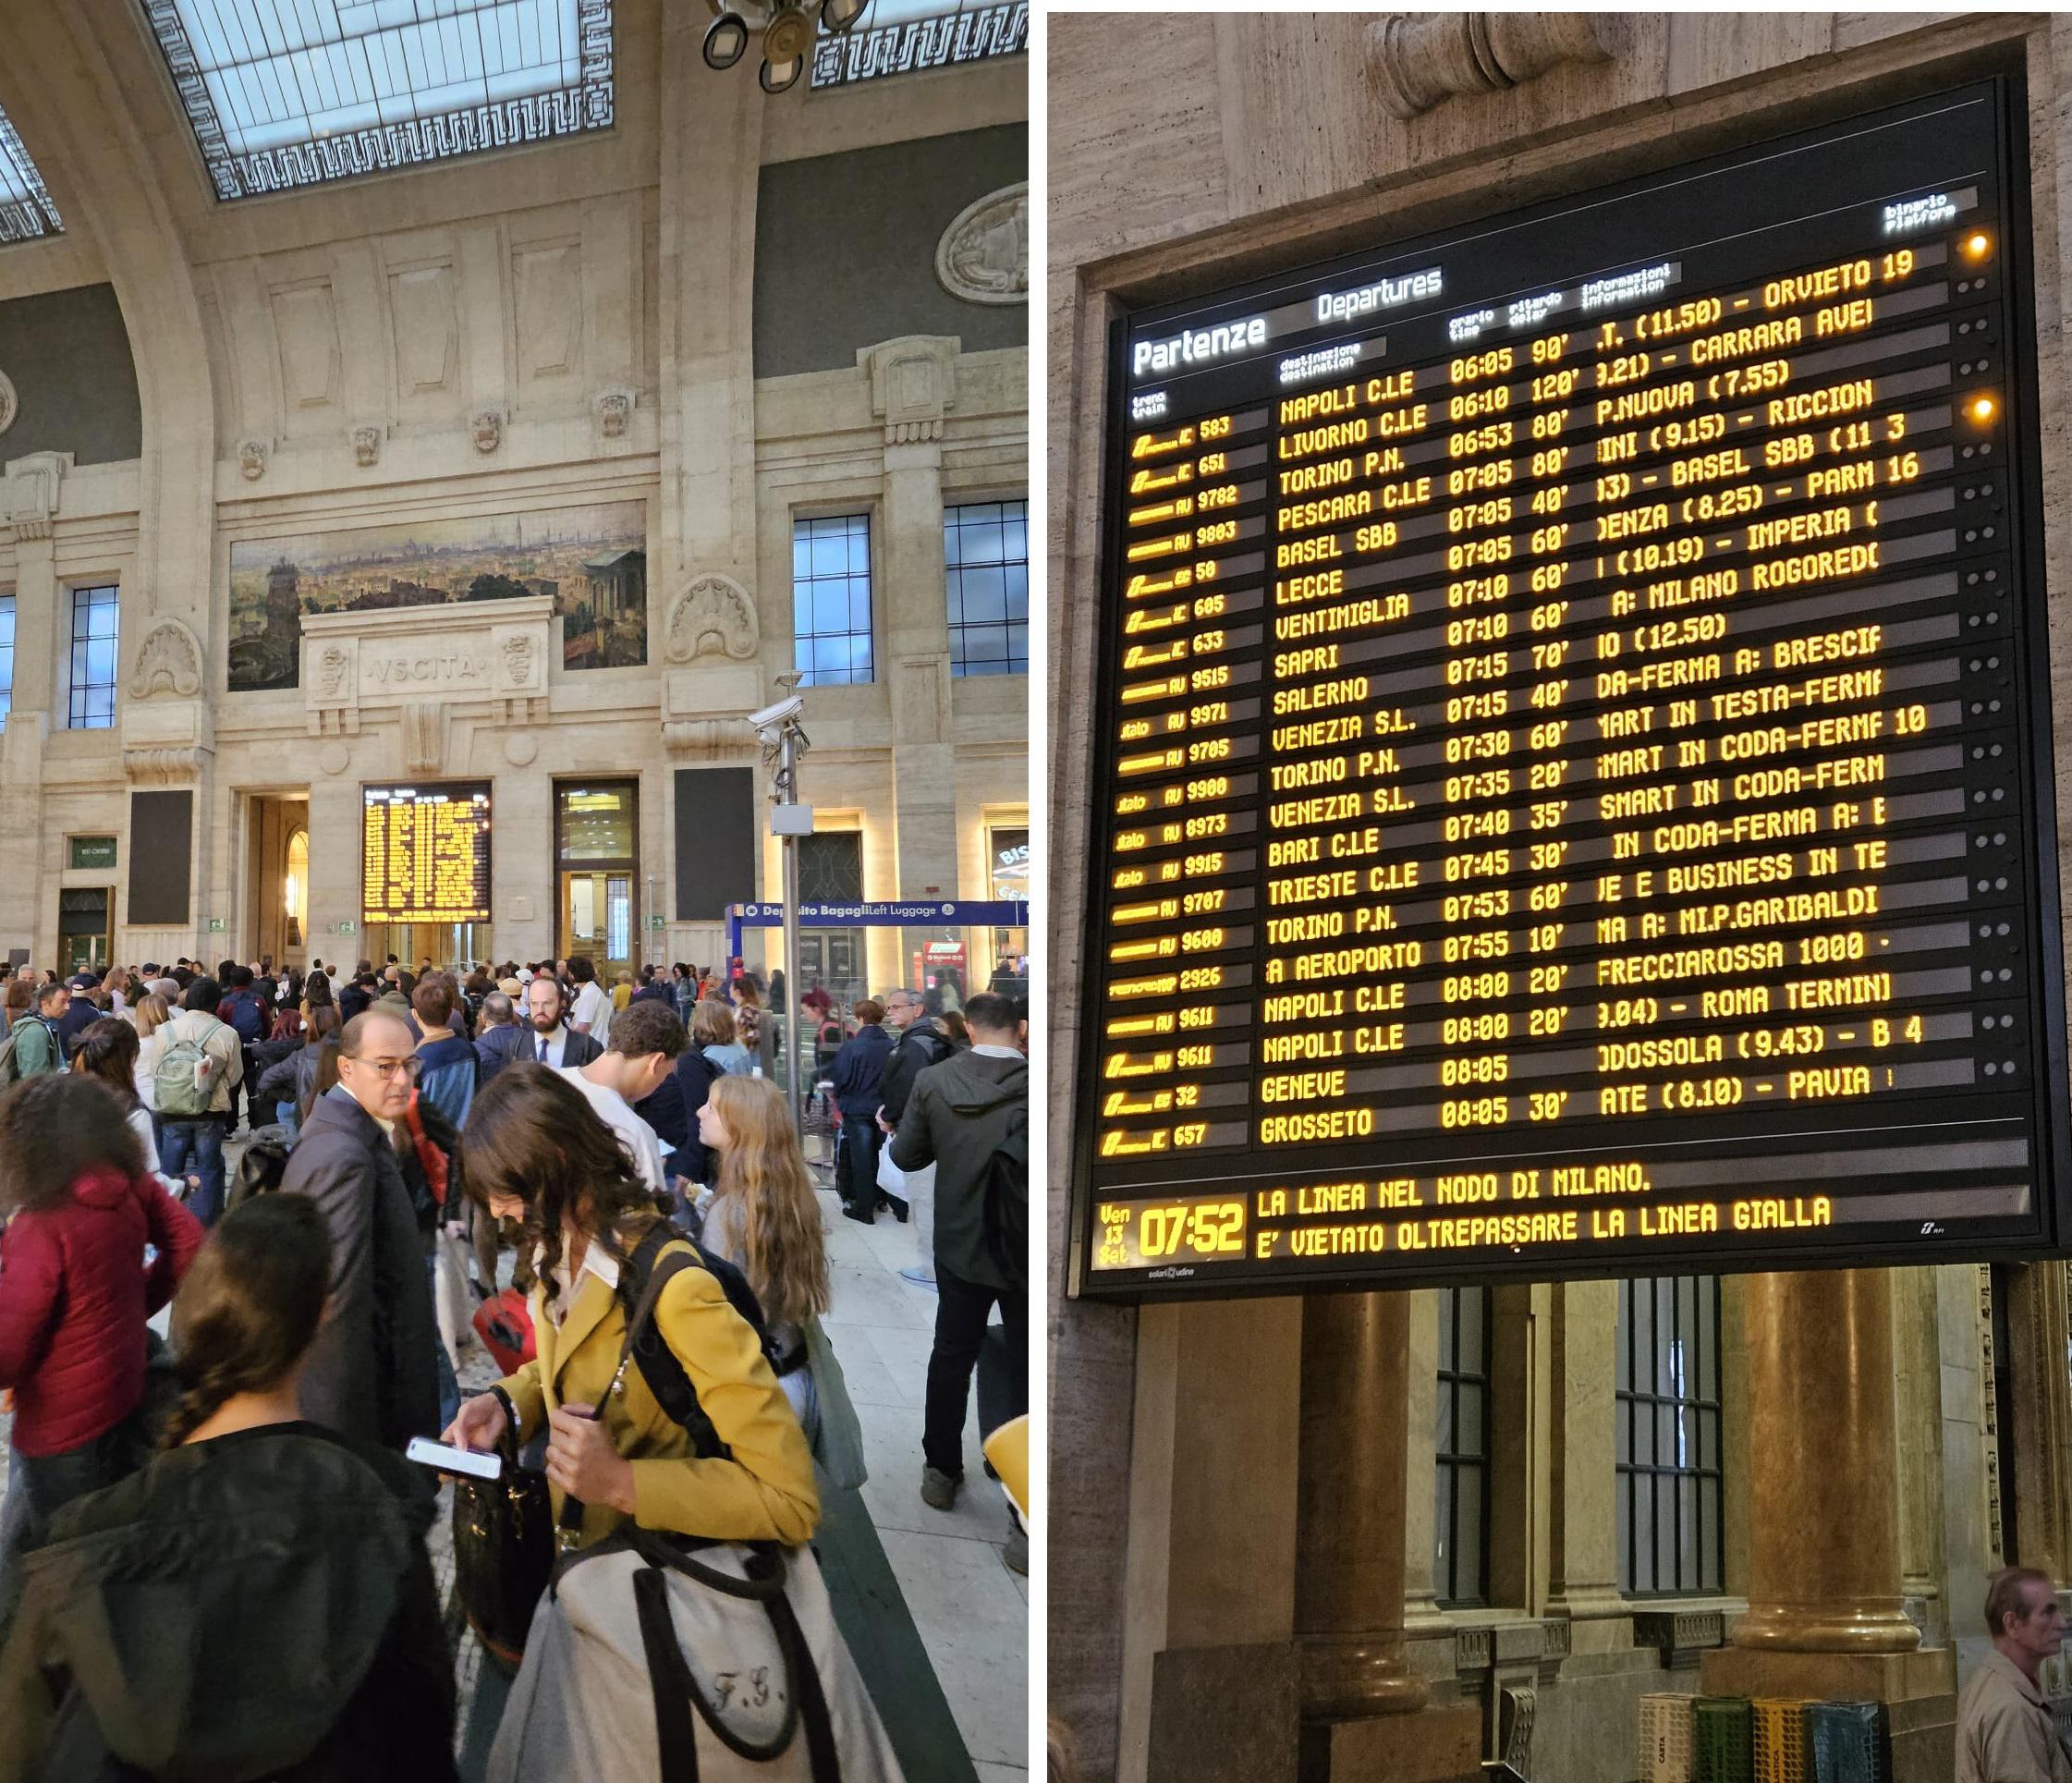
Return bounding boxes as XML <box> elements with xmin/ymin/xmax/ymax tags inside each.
<box><xmin>1964</xmin><ymin>231</ymin><xmax>1992</xmax><ymax>260</ymax></box>
<box><xmin>1968</xmin><ymin>395</ymin><xmax>1997</xmax><ymax>424</ymax></box>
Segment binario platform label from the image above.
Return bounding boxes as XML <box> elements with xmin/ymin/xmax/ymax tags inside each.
<box><xmin>1070</xmin><ymin>79</ymin><xmax>2072</xmax><ymax>1300</ymax></box>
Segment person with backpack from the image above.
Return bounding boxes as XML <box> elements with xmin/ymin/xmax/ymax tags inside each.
<box><xmin>0</xmin><ymin>980</ymin><xmax>68</xmax><ymax>1084</ymax></box>
<box><xmin>442</xmin><ymin>1062</ymin><xmax>818</xmax><ymax>1551</ymax></box>
<box><xmin>0</xmin><ymin>1194</ymin><xmax>458</xmax><ymax>1779</ymax></box>
<box><xmin>0</xmin><ymin>1073</ymin><xmax>205</xmax><ymax>1631</ymax></box>
<box><xmin>155</xmin><ymin>977</ymin><xmax>245</xmax><ymax>1225</ymax></box>
<box><xmin>278</xmin><ymin>1010</ymin><xmax>442</xmax><ymax>1458</ymax></box>
<box><xmin>887</xmin><ymin>993</ymin><xmax>1028</xmax><ymax>1517</ymax></box>
<box><xmin>216</xmin><ymin>967</ymin><xmax>268</xmax><ymax>1130</ymax></box>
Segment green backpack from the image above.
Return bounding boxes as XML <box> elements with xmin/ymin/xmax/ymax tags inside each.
<box><xmin>155</xmin><ymin>1021</ymin><xmax>221</xmax><ymax>1118</ymax></box>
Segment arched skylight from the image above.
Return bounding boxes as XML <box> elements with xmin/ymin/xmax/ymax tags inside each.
<box><xmin>139</xmin><ymin>0</ymin><xmax>616</xmax><ymax>201</ymax></box>
<box><xmin>0</xmin><ymin>101</ymin><xmax>62</xmax><ymax>244</ymax></box>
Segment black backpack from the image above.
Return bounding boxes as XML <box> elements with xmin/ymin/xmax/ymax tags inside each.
<box><xmin>615</xmin><ymin>1223</ymin><xmax>779</xmax><ymax>1460</ymax></box>
<box><xmin>981</xmin><ymin>1103</ymin><xmax>1029</xmax><ymax>1290</ymax></box>
<box><xmin>225</xmin><ymin>1128</ymin><xmax>295</xmax><ymax>1211</ymax></box>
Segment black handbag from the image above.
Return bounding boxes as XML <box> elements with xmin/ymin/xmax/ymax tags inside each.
<box><xmin>451</xmin><ymin>1384</ymin><xmax>555</xmax><ymax>1670</ymax></box>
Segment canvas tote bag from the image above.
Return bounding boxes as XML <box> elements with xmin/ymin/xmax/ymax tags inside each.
<box><xmin>487</xmin><ymin>1531</ymin><xmax>903</xmax><ymax>1782</ymax></box>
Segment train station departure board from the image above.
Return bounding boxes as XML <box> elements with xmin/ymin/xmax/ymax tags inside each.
<box><xmin>1070</xmin><ymin>81</ymin><xmax>2072</xmax><ymax>1300</ymax></box>
<box><xmin>362</xmin><ymin>783</ymin><xmax>494</xmax><ymax>924</ymax></box>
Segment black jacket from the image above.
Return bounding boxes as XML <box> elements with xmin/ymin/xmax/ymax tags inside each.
<box><xmin>278</xmin><ymin>1091</ymin><xmax>441</xmax><ymax>1451</ymax></box>
<box><xmin>890</xmin><ymin>1049</ymin><xmax>1028</xmax><ymax>1289</ymax></box>
<box><xmin>880</xmin><ymin>1018</ymin><xmax>955</xmax><ymax>1129</ymax></box>
<box><xmin>648</xmin><ymin>1044</ymin><xmax>721</xmax><ymax>1185</ymax></box>
<box><xmin>0</xmin><ymin>1422</ymin><xmax>456</xmax><ymax>1781</ymax></box>
<box><xmin>829</xmin><ymin>1023</ymin><xmax>892</xmax><ymax>1117</ymax></box>
<box><xmin>473</xmin><ymin>1020</ymin><xmax>603</xmax><ymax>1085</ymax></box>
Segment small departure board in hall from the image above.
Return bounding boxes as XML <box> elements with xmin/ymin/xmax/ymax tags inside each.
<box><xmin>362</xmin><ymin>783</ymin><xmax>494</xmax><ymax>925</ymax></box>
<box><xmin>1069</xmin><ymin>79</ymin><xmax>2072</xmax><ymax>1301</ymax></box>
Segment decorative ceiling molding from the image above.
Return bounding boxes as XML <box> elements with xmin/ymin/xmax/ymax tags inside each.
<box><xmin>1369</xmin><ymin>13</ymin><xmax>1626</xmax><ymax>121</ymax></box>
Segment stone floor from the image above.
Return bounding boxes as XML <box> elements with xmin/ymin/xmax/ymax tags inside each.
<box><xmin>0</xmin><ymin>1141</ymin><xmax>1027</xmax><ymax>1783</ymax></box>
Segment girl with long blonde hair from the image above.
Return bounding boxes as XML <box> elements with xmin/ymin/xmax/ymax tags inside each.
<box><xmin>697</xmin><ymin>1074</ymin><xmax>847</xmax><ymax>1455</ymax></box>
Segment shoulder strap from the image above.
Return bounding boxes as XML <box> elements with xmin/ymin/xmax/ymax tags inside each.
<box><xmin>619</xmin><ymin>1227</ymin><xmax>726</xmax><ymax>1459</ymax></box>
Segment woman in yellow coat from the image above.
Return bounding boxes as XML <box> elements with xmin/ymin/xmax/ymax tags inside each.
<box><xmin>442</xmin><ymin>1061</ymin><xmax>816</xmax><ymax>1549</ymax></box>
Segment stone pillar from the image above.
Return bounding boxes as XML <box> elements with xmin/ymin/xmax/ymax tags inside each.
<box><xmin>1401</xmin><ymin>1289</ymin><xmax>1444</xmax><ymax>1630</ymax></box>
<box><xmin>1296</xmin><ymin>1292</ymin><xmax>1481</xmax><ymax>1782</ymax></box>
<box><xmin>2005</xmin><ymin>1261</ymin><xmax>2072</xmax><ymax>1581</ymax></box>
<box><xmin>0</xmin><ymin>521</ymin><xmax>57</xmax><ymax>955</ymax></box>
<box><xmin>1700</xmin><ymin>1270</ymin><xmax>1955</xmax><ymax>1717</ymax></box>
<box><xmin>869</xmin><ymin>338</ymin><xmax>963</xmax><ymax>912</ymax></box>
<box><xmin>1548</xmin><ymin>1278</ymin><xmax>1633</xmax><ymax>1651</ymax></box>
<box><xmin>1892</xmin><ymin>1267</ymin><xmax>1949</xmax><ymax>1645</ymax></box>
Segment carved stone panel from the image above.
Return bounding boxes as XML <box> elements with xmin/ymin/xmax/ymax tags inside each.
<box><xmin>129</xmin><ymin>617</ymin><xmax>204</xmax><ymax>700</ymax></box>
<box><xmin>300</xmin><ymin>594</ymin><xmax>555</xmax><ymax>719</ymax></box>
<box><xmin>3</xmin><ymin>450</ymin><xmax>68</xmax><ymax>540</ymax></box>
<box><xmin>0</xmin><ymin>368</ymin><xmax>16</xmax><ymax>437</ymax></box>
<box><xmin>863</xmin><ymin>335</ymin><xmax>959</xmax><ymax>445</ymax></box>
<box><xmin>514</xmin><ymin>240</ymin><xmax>581</xmax><ymax>383</ymax></box>
<box><xmin>936</xmin><ymin>182</ymin><xmax>1028</xmax><ymax>305</ymax></box>
<box><xmin>665</xmin><ymin>573</ymin><xmax>758</xmax><ymax>663</ymax></box>
<box><xmin>389</xmin><ymin>262</ymin><xmax>458</xmax><ymax>410</ymax></box>
<box><xmin>271</xmin><ymin>280</ymin><xmax>343</xmax><ymax>429</ymax></box>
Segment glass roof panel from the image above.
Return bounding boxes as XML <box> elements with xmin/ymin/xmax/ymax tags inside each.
<box><xmin>0</xmin><ymin>101</ymin><xmax>62</xmax><ymax>245</ymax></box>
<box><xmin>811</xmin><ymin>0</ymin><xmax>1025</xmax><ymax>88</ymax></box>
<box><xmin>140</xmin><ymin>0</ymin><xmax>615</xmax><ymax>201</ymax></box>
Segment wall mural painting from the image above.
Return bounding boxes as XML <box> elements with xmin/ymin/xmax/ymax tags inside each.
<box><xmin>226</xmin><ymin>501</ymin><xmax>649</xmax><ymax>691</ymax></box>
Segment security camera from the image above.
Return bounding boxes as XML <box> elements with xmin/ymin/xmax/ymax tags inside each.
<box><xmin>749</xmin><ymin>694</ymin><xmax>805</xmax><ymax>731</ymax></box>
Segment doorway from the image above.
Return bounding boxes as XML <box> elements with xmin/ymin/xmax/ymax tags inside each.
<box><xmin>556</xmin><ymin>780</ymin><xmax>639</xmax><ymax>981</ymax></box>
<box><xmin>58</xmin><ymin>887</ymin><xmax>111</xmax><ymax>973</ymax></box>
<box><xmin>245</xmin><ymin>792</ymin><xmax>311</xmax><ymax>968</ymax></box>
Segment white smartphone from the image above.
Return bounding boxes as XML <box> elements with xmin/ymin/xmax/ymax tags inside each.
<box><xmin>405</xmin><ymin>1435</ymin><xmax>502</xmax><ymax>1481</ymax></box>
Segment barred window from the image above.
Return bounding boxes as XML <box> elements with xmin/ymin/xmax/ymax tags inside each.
<box><xmin>1615</xmin><ymin>1275</ymin><xmax>1725</xmax><ymax>1596</ymax></box>
<box><xmin>944</xmin><ymin>499</ymin><xmax>1029</xmax><ymax>676</ymax></box>
<box><xmin>1434</xmin><ymin>1285</ymin><xmax>1493</xmax><ymax>1608</ymax></box>
<box><xmin>68</xmin><ymin>585</ymin><xmax>118</xmax><ymax>730</ymax></box>
<box><xmin>792</xmin><ymin>514</ymin><xmax>874</xmax><ymax>687</ymax></box>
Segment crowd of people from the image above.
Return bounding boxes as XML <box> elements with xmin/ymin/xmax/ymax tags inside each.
<box><xmin>0</xmin><ymin>946</ymin><xmax>1030</xmax><ymax>1779</ymax></box>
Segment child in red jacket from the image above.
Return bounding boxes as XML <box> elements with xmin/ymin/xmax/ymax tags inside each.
<box><xmin>0</xmin><ymin>1073</ymin><xmax>203</xmax><ymax>1628</ymax></box>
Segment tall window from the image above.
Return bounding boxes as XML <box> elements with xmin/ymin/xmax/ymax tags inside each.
<box><xmin>792</xmin><ymin>514</ymin><xmax>873</xmax><ymax>686</ymax></box>
<box><xmin>68</xmin><ymin>584</ymin><xmax>118</xmax><ymax>729</ymax></box>
<box><xmin>1434</xmin><ymin>1285</ymin><xmax>1493</xmax><ymax>1608</ymax></box>
<box><xmin>0</xmin><ymin>593</ymin><xmax>15</xmax><ymax>725</ymax></box>
<box><xmin>945</xmin><ymin>498</ymin><xmax>1029</xmax><ymax>675</ymax></box>
<box><xmin>1615</xmin><ymin>1276</ymin><xmax>1725</xmax><ymax>1597</ymax></box>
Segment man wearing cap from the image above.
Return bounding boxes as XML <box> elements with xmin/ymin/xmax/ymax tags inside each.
<box><xmin>55</xmin><ymin>974</ymin><xmax>103</xmax><ymax>1059</ymax></box>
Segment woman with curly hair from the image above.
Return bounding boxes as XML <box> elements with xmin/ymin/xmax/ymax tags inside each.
<box><xmin>0</xmin><ymin>1195</ymin><xmax>457</xmax><ymax>1778</ymax></box>
<box><xmin>695</xmin><ymin>1073</ymin><xmax>839</xmax><ymax>1445</ymax></box>
<box><xmin>0</xmin><ymin>1072</ymin><xmax>203</xmax><ymax>1626</ymax></box>
<box><xmin>443</xmin><ymin>1062</ymin><xmax>817</xmax><ymax>1550</ymax></box>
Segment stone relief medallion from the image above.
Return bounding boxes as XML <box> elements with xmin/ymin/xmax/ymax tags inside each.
<box><xmin>128</xmin><ymin>617</ymin><xmax>204</xmax><ymax>700</ymax></box>
<box><xmin>238</xmin><ymin>438</ymin><xmax>268</xmax><ymax>481</ymax></box>
<box><xmin>665</xmin><ymin>573</ymin><xmax>757</xmax><ymax>663</ymax></box>
<box><xmin>319</xmin><ymin>741</ymin><xmax>350</xmax><ymax>776</ymax></box>
<box><xmin>317</xmin><ymin>644</ymin><xmax>350</xmax><ymax>701</ymax></box>
<box><xmin>471</xmin><ymin>411</ymin><xmax>502</xmax><ymax>454</ymax></box>
<box><xmin>0</xmin><ymin>368</ymin><xmax>16</xmax><ymax>438</ymax></box>
<box><xmin>935</xmin><ymin>182</ymin><xmax>1028</xmax><ymax>305</ymax></box>
<box><xmin>504</xmin><ymin>730</ymin><xmax>538</xmax><ymax>767</ymax></box>
<box><xmin>502</xmin><ymin>635</ymin><xmax>536</xmax><ymax>687</ymax></box>
<box><xmin>351</xmin><ymin>424</ymin><xmax>382</xmax><ymax>467</ymax></box>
